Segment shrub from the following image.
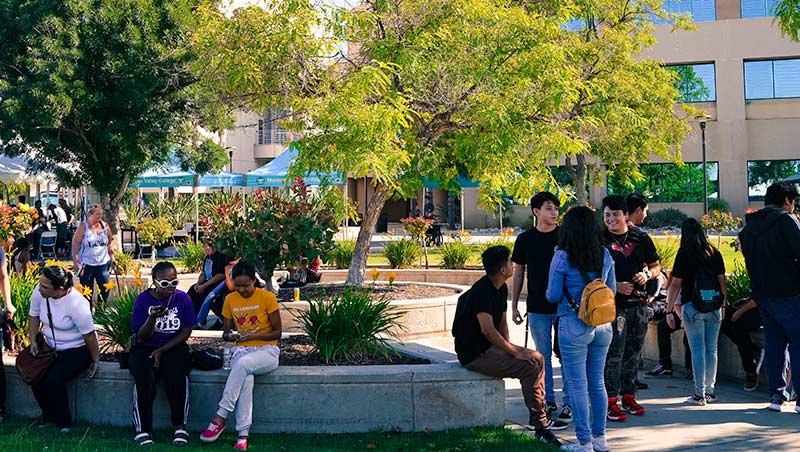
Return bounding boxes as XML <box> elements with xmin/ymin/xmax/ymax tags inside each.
<box><xmin>708</xmin><ymin>198</ymin><xmax>730</xmax><ymax>213</ymax></box>
<box><xmin>148</xmin><ymin>196</ymin><xmax>195</xmax><ymax>230</ymax></box>
<box><xmin>652</xmin><ymin>235</ymin><xmax>679</xmax><ymax>270</ymax></box>
<box><xmin>383</xmin><ymin>238</ymin><xmax>421</xmax><ymax>268</ymax></box>
<box><xmin>177</xmin><ymin>240</ymin><xmax>206</xmax><ymax>272</ymax></box>
<box><xmin>441</xmin><ymin>240</ymin><xmax>473</xmax><ymax>269</ymax></box>
<box><xmin>10</xmin><ymin>265</ymin><xmax>41</xmax><ymax>347</ymax></box>
<box><xmin>94</xmin><ymin>289</ymin><xmax>137</xmax><ymax>353</ymax></box>
<box><xmin>477</xmin><ymin>228</ymin><xmax>516</xmax><ymax>255</ymax></box>
<box><xmin>113</xmin><ymin>252</ymin><xmax>135</xmax><ymax>276</ymax></box>
<box><xmin>643</xmin><ymin>208</ymin><xmax>687</xmax><ymax>229</ymax></box>
<box><xmin>136</xmin><ymin>216</ymin><xmax>174</xmax><ymax>247</ymax></box>
<box><xmin>330</xmin><ymin>239</ymin><xmax>356</xmax><ymax>269</ymax></box>
<box><xmin>726</xmin><ymin>261</ymin><xmax>750</xmax><ymax>305</ymax></box>
<box><xmin>296</xmin><ymin>288</ymin><xmax>405</xmax><ymax>364</ymax></box>
<box><xmin>121</xmin><ymin>203</ymin><xmax>147</xmax><ymax>228</ymax></box>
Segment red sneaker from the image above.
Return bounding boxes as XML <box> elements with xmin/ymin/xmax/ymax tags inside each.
<box><xmin>621</xmin><ymin>393</ymin><xmax>645</xmax><ymax>415</ymax></box>
<box><xmin>607</xmin><ymin>397</ymin><xmax>627</xmax><ymax>422</ymax></box>
<box><xmin>200</xmin><ymin>419</ymin><xmax>226</xmax><ymax>443</ymax></box>
<box><xmin>234</xmin><ymin>437</ymin><xmax>249</xmax><ymax>450</ymax></box>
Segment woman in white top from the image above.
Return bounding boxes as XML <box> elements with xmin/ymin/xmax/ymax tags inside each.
<box><xmin>71</xmin><ymin>204</ymin><xmax>115</xmax><ymax>305</ymax></box>
<box><xmin>28</xmin><ymin>265</ymin><xmax>99</xmax><ymax>432</ymax></box>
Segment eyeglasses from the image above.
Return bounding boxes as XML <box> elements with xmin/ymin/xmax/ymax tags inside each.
<box><xmin>154</xmin><ymin>279</ymin><xmax>180</xmax><ymax>289</ymax></box>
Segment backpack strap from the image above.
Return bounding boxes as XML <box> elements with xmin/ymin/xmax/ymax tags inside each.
<box><xmin>563</xmin><ymin>280</ymin><xmax>581</xmax><ymax>314</ymax></box>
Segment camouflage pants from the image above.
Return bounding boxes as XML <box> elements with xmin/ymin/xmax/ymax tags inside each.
<box><xmin>604</xmin><ymin>304</ymin><xmax>648</xmax><ymax>397</ymax></box>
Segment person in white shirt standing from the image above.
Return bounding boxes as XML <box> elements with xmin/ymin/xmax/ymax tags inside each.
<box><xmin>47</xmin><ymin>203</ymin><xmax>69</xmax><ymax>257</ymax></box>
<box><xmin>28</xmin><ymin>265</ymin><xmax>99</xmax><ymax>432</ymax></box>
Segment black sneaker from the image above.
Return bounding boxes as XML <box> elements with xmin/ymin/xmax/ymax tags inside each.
<box><xmin>546</xmin><ymin>418</ymin><xmax>569</xmax><ymax>431</ymax></box>
<box><xmin>534</xmin><ymin>426</ymin><xmax>562</xmax><ymax>447</ymax></box>
<box><xmin>557</xmin><ymin>405</ymin><xmax>573</xmax><ymax>423</ymax></box>
<box><xmin>545</xmin><ymin>401</ymin><xmax>558</xmax><ymax>414</ymax></box>
<box><xmin>646</xmin><ymin>364</ymin><xmax>673</xmax><ymax>376</ymax></box>
<box><xmin>635</xmin><ymin>379</ymin><xmax>649</xmax><ymax>390</ymax></box>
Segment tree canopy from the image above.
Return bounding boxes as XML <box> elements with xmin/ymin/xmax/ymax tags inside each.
<box><xmin>0</xmin><ymin>0</ymin><xmax>230</xmax><ymax>230</ymax></box>
<box><xmin>775</xmin><ymin>0</ymin><xmax>800</xmax><ymax>41</ymax></box>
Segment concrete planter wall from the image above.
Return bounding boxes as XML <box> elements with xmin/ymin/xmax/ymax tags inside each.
<box><xmin>3</xmin><ymin>357</ymin><xmax>504</xmax><ymax>433</ymax></box>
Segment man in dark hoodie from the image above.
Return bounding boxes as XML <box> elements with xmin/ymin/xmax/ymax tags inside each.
<box><xmin>739</xmin><ymin>182</ymin><xmax>800</xmax><ymax>413</ymax></box>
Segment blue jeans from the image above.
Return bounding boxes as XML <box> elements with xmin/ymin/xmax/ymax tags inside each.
<box><xmin>528</xmin><ymin>313</ymin><xmax>570</xmax><ymax>407</ymax></box>
<box><xmin>79</xmin><ymin>262</ymin><xmax>111</xmax><ymax>305</ymax></box>
<box><xmin>757</xmin><ymin>295</ymin><xmax>800</xmax><ymax>400</ymax></box>
<box><xmin>682</xmin><ymin>303</ymin><xmax>722</xmax><ymax>396</ymax></box>
<box><xmin>558</xmin><ymin>313</ymin><xmax>612</xmax><ymax>444</ymax></box>
<box><xmin>197</xmin><ymin>281</ymin><xmax>227</xmax><ymax>326</ymax></box>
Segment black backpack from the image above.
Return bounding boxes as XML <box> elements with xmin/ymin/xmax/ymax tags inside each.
<box><xmin>191</xmin><ymin>348</ymin><xmax>223</xmax><ymax>371</ymax></box>
<box><xmin>691</xmin><ymin>260</ymin><xmax>723</xmax><ymax>313</ymax></box>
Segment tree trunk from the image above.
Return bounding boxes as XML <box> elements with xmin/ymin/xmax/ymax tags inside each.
<box><xmin>565</xmin><ymin>153</ymin><xmax>589</xmax><ymax>206</ymax></box>
<box><xmin>346</xmin><ymin>184</ymin><xmax>390</xmax><ymax>286</ymax></box>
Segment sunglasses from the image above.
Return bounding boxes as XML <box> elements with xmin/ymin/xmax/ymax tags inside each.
<box><xmin>154</xmin><ymin>279</ymin><xmax>180</xmax><ymax>289</ymax></box>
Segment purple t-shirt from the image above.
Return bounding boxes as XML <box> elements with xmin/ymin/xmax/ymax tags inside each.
<box><xmin>132</xmin><ymin>289</ymin><xmax>196</xmax><ymax>348</ymax></box>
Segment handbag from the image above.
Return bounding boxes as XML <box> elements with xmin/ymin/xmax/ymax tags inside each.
<box><xmin>15</xmin><ymin>297</ymin><xmax>57</xmax><ymax>385</ymax></box>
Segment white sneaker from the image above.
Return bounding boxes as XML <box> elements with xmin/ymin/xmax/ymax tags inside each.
<box><xmin>591</xmin><ymin>435</ymin><xmax>610</xmax><ymax>452</ymax></box>
<box><xmin>561</xmin><ymin>440</ymin><xmax>593</xmax><ymax>452</ymax></box>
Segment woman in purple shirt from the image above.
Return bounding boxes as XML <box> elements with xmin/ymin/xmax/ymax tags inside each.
<box><xmin>129</xmin><ymin>262</ymin><xmax>196</xmax><ymax>447</ymax></box>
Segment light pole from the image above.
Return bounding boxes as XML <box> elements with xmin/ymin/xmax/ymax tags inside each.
<box><xmin>699</xmin><ymin>116</ymin><xmax>708</xmax><ymax>215</ymax></box>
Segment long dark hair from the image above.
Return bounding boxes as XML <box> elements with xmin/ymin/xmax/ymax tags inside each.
<box><xmin>679</xmin><ymin>218</ymin><xmax>715</xmax><ymax>263</ymax></box>
<box><xmin>558</xmin><ymin>206</ymin><xmax>604</xmax><ymax>273</ymax></box>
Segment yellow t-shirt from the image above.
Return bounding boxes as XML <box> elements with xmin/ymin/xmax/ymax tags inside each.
<box><xmin>222</xmin><ymin>288</ymin><xmax>280</xmax><ymax>346</ymax></box>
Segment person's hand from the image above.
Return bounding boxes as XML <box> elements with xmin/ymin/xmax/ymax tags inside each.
<box><xmin>632</xmin><ymin>272</ymin><xmax>648</xmax><ymax>286</ymax></box>
<box><xmin>731</xmin><ymin>308</ymin><xmax>743</xmax><ymax>323</ymax></box>
<box><xmin>5</xmin><ymin>304</ymin><xmax>15</xmax><ymax>317</ymax></box>
<box><xmin>86</xmin><ymin>361</ymin><xmax>99</xmax><ymax>380</ymax></box>
<box><xmin>30</xmin><ymin>341</ymin><xmax>39</xmax><ymax>357</ymax></box>
<box><xmin>73</xmin><ymin>261</ymin><xmax>82</xmax><ymax>274</ymax></box>
<box><xmin>148</xmin><ymin>306</ymin><xmax>168</xmax><ymax>320</ymax></box>
<box><xmin>237</xmin><ymin>333</ymin><xmax>253</xmax><ymax>342</ymax></box>
<box><xmin>617</xmin><ymin>282</ymin><xmax>634</xmax><ymax>296</ymax></box>
<box><xmin>666</xmin><ymin>312</ymin><xmax>676</xmax><ymax>330</ymax></box>
<box><xmin>512</xmin><ymin>309</ymin><xmax>524</xmax><ymax>325</ymax></box>
<box><xmin>150</xmin><ymin>348</ymin><xmax>163</xmax><ymax>369</ymax></box>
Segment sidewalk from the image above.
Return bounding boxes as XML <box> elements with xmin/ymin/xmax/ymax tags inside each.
<box><xmin>404</xmin><ymin>320</ymin><xmax>800</xmax><ymax>451</ymax></box>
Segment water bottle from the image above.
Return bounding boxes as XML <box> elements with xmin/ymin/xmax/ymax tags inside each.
<box><xmin>223</xmin><ymin>342</ymin><xmax>232</xmax><ymax>370</ymax></box>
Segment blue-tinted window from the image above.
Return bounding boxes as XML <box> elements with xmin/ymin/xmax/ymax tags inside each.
<box><xmin>741</xmin><ymin>0</ymin><xmax>779</xmax><ymax>18</ymax></box>
<box><xmin>654</xmin><ymin>0</ymin><xmax>716</xmax><ymax>23</ymax></box>
<box><xmin>668</xmin><ymin>63</ymin><xmax>716</xmax><ymax>102</ymax></box>
<box><xmin>607</xmin><ymin>162</ymin><xmax>719</xmax><ymax>203</ymax></box>
<box><xmin>745</xmin><ymin>59</ymin><xmax>800</xmax><ymax>100</ymax></box>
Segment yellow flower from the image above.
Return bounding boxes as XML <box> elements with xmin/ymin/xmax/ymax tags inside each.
<box><xmin>103</xmin><ymin>281</ymin><xmax>116</xmax><ymax>291</ymax></box>
<box><xmin>30</xmin><ymin>262</ymin><xmax>40</xmax><ymax>270</ymax></box>
<box><xmin>78</xmin><ymin>284</ymin><xmax>93</xmax><ymax>297</ymax></box>
<box><xmin>387</xmin><ymin>271</ymin><xmax>396</xmax><ymax>286</ymax></box>
<box><xmin>135</xmin><ymin>277</ymin><xmax>143</xmax><ymax>287</ymax></box>
<box><xmin>370</xmin><ymin>267</ymin><xmax>381</xmax><ymax>281</ymax></box>
<box><xmin>45</xmin><ymin>259</ymin><xmax>57</xmax><ymax>267</ymax></box>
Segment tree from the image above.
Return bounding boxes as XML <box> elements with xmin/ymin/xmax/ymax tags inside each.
<box><xmin>550</xmin><ymin>0</ymin><xmax>695</xmax><ymax>205</ymax></box>
<box><xmin>746</xmin><ymin>160</ymin><xmax>800</xmax><ymax>187</ymax></box>
<box><xmin>669</xmin><ymin>65</ymin><xmax>711</xmax><ymax>103</ymax></box>
<box><xmin>193</xmin><ymin>0</ymin><xmax>581</xmax><ymax>285</ymax></box>
<box><xmin>775</xmin><ymin>0</ymin><xmax>800</xmax><ymax>41</ymax></box>
<box><xmin>0</xmin><ymin>0</ymin><xmax>230</xmax><ymax>233</ymax></box>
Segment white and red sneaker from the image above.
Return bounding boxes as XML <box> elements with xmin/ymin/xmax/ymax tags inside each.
<box><xmin>200</xmin><ymin>420</ymin><xmax>226</xmax><ymax>443</ymax></box>
<box><xmin>234</xmin><ymin>437</ymin><xmax>249</xmax><ymax>450</ymax></box>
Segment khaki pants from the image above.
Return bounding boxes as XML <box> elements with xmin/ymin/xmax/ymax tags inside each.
<box><xmin>466</xmin><ymin>345</ymin><xmax>547</xmax><ymax>428</ymax></box>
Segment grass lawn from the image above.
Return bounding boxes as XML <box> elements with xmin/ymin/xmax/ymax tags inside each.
<box><xmin>0</xmin><ymin>418</ymin><xmax>558</xmax><ymax>452</ymax></box>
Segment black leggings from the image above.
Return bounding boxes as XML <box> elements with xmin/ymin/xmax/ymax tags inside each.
<box><xmin>721</xmin><ymin>306</ymin><xmax>762</xmax><ymax>374</ymax></box>
<box><xmin>128</xmin><ymin>343</ymin><xmax>192</xmax><ymax>434</ymax></box>
<box><xmin>31</xmin><ymin>346</ymin><xmax>92</xmax><ymax>428</ymax></box>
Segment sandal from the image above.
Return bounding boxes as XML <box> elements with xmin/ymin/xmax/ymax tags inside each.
<box><xmin>134</xmin><ymin>432</ymin><xmax>154</xmax><ymax>446</ymax></box>
<box><xmin>173</xmin><ymin>429</ymin><xmax>189</xmax><ymax>447</ymax></box>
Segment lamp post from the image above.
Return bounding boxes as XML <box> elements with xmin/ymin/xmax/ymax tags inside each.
<box><xmin>699</xmin><ymin>116</ymin><xmax>708</xmax><ymax>215</ymax></box>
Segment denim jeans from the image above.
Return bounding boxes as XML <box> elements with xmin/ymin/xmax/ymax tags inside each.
<box><xmin>528</xmin><ymin>313</ymin><xmax>570</xmax><ymax>407</ymax></box>
<box><xmin>79</xmin><ymin>262</ymin><xmax>111</xmax><ymax>305</ymax></box>
<box><xmin>757</xmin><ymin>295</ymin><xmax>800</xmax><ymax>400</ymax></box>
<box><xmin>196</xmin><ymin>281</ymin><xmax>227</xmax><ymax>326</ymax></box>
<box><xmin>682</xmin><ymin>303</ymin><xmax>722</xmax><ymax>396</ymax></box>
<box><xmin>558</xmin><ymin>313</ymin><xmax>612</xmax><ymax>444</ymax></box>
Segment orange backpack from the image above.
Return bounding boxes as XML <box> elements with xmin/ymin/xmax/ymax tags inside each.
<box><xmin>564</xmin><ymin>271</ymin><xmax>616</xmax><ymax>326</ymax></box>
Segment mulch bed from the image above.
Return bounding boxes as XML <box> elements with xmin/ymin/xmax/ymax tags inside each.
<box><xmin>94</xmin><ymin>335</ymin><xmax>430</xmax><ymax>366</ymax></box>
<box><xmin>276</xmin><ymin>283</ymin><xmax>460</xmax><ymax>303</ymax></box>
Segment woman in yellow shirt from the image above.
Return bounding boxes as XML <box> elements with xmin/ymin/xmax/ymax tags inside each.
<box><xmin>200</xmin><ymin>261</ymin><xmax>281</xmax><ymax>451</ymax></box>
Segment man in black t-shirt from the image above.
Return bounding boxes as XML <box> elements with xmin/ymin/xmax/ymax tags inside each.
<box><xmin>511</xmin><ymin>192</ymin><xmax>572</xmax><ymax>421</ymax></box>
<box><xmin>187</xmin><ymin>239</ymin><xmax>229</xmax><ymax>314</ymax></box>
<box><xmin>453</xmin><ymin>246</ymin><xmax>562</xmax><ymax>445</ymax></box>
<box><xmin>601</xmin><ymin>196</ymin><xmax>661</xmax><ymax>422</ymax></box>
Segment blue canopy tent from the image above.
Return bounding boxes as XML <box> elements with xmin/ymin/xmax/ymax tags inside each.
<box><xmin>244</xmin><ymin>144</ymin><xmax>344</xmax><ymax>187</ymax></box>
<box><xmin>131</xmin><ymin>166</ymin><xmax>245</xmax><ymax>240</ymax></box>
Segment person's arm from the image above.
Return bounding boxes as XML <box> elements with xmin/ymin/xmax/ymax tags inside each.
<box><xmin>731</xmin><ymin>297</ymin><xmax>757</xmax><ymax>322</ymax></box>
<box><xmin>545</xmin><ymin>251</ymin><xmax>564</xmax><ymax>304</ymax></box>
<box><xmin>71</xmin><ymin>222</ymin><xmax>85</xmax><ymax>268</ymax></box>
<box><xmin>106</xmin><ymin>222</ymin><xmax>116</xmax><ymax>264</ymax></box>
<box><xmin>511</xmin><ymin>263</ymin><xmax>525</xmax><ymax>325</ymax></box>
<box><xmin>198</xmin><ymin>273</ymin><xmax>225</xmax><ymax>293</ymax></box>
<box><xmin>239</xmin><ymin>310</ymin><xmax>282</xmax><ymax>343</ymax></box>
<box><xmin>82</xmin><ymin>332</ymin><xmax>100</xmax><ymax>379</ymax></box>
<box><xmin>603</xmin><ymin>252</ymin><xmax>617</xmax><ymax>294</ymax></box>
<box><xmin>136</xmin><ymin>306</ymin><xmax>168</xmax><ymax>341</ymax></box>
<box><xmin>476</xmin><ymin>312</ymin><xmax>535</xmax><ymax>363</ymax></box>
<box><xmin>0</xmin><ymin>258</ymin><xmax>12</xmax><ymax>315</ymax></box>
<box><xmin>499</xmin><ymin>311</ymin><xmax>510</xmax><ymax>341</ymax></box>
<box><xmin>28</xmin><ymin>315</ymin><xmax>41</xmax><ymax>355</ymax></box>
<box><xmin>666</xmin><ymin>276</ymin><xmax>683</xmax><ymax>330</ymax></box>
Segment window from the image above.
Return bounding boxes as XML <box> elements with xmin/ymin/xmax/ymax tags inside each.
<box><xmin>653</xmin><ymin>0</ymin><xmax>716</xmax><ymax>23</ymax></box>
<box><xmin>741</xmin><ymin>0</ymin><xmax>779</xmax><ymax>18</ymax></box>
<box><xmin>745</xmin><ymin>59</ymin><xmax>800</xmax><ymax>100</ymax></box>
<box><xmin>668</xmin><ymin>63</ymin><xmax>716</xmax><ymax>102</ymax></box>
<box><xmin>607</xmin><ymin>162</ymin><xmax>719</xmax><ymax>203</ymax></box>
<box><xmin>747</xmin><ymin>159</ymin><xmax>800</xmax><ymax>201</ymax></box>
<box><xmin>257</xmin><ymin>108</ymin><xmax>290</xmax><ymax>145</ymax></box>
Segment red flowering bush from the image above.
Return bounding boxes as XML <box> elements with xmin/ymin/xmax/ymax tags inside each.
<box><xmin>400</xmin><ymin>217</ymin><xmax>432</xmax><ymax>240</ymax></box>
<box><xmin>0</xmin><ymin>203</ymin><xmax>38</xmax><ymax>242</ymax></box>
